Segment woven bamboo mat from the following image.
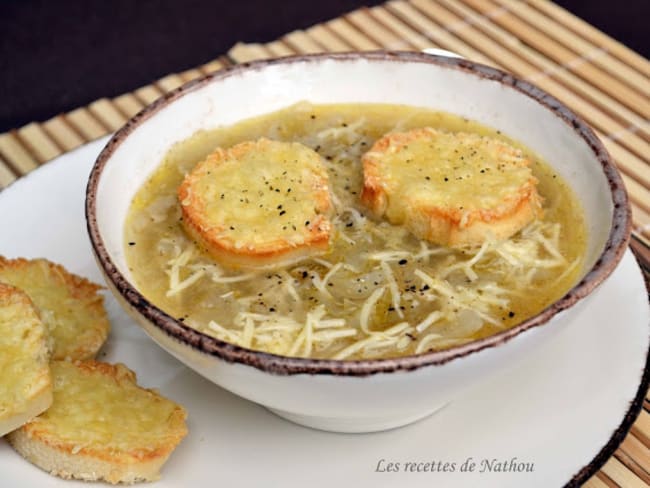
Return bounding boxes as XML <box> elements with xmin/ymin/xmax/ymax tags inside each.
<box><xmin>1</xmin><ymin>0</ymin><xmax>648</xmax><ymax>486</ymax></box>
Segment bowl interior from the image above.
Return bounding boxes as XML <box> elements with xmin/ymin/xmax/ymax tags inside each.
<box><xmin>92</xmin><ymin>53</ymin><xmax>616</xmax><ymax>310</ymax></box>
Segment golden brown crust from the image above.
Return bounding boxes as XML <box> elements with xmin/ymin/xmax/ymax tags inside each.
<box><xmin>361</xmin><ymin>127</ymin><xmax>543</xmax><ymax>247</ymax></box>
<box><xmin>0</xmin><ymin>257</ymin><xmax>110</xmax><ymax>360</ymax></box>
<box><xmin>0</xmin><ymin>284</ymin><xmax>52</xmax><ymax>436</ymax></box>
<box><xmin>178</xmin><ymin>138</ymin><xmax>332</xmax><ymax>268</ymax></box>
<box><xmin>7</xmin><ymin>360</ymin><xmax>188</xmax><ymax>484</ymax></box>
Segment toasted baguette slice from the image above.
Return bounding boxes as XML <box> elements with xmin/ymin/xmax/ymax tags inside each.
<box><xmin>0</xmin><ymin>257</ymin><xmax>110</xmax><ymax>360</ymax></box>
<box><xmin>0</xmin><ymin>284</ymin><xmax>52</xmax><ymax>436</ymax></box>
<box><xmin>178</xmin><ymin>138</ymin><xmax>332</xmax><ymax>268</ymax></box>
<box><xmin>7</xmin><ymin>360</ymin><xmax>188</xmax><ymax>484</ymax></box>
<box><xmin>361</xmin><ymin>127</ymin><xmax>543</xmax><ymax>247</ymax></box>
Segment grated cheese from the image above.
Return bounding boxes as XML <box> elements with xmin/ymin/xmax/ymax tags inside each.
<box><xmin>207</xmin><ymin>320</ymin><xmax>241</xmax><ymax>344</ymax></box>
<box><xmin>314</xmin><ymin>318</ymin><xmax>346</xmax><ymax>329</ymax></box>
<box><xmin>415</xmin><ymin>310</ymin><xmax>444</xmax><ymax>333</ymax></box>
<box><xmin>359</xmin><ymin>287</ymin><xmax>386</xmax><ymax>334</ymax></box>
<box><xmin>311</xmin><ymin>270</ymin><xmax>334</xmax><ymax>299</ymax></box>
<box><xmin>241</xmin><ymin>316</ymin><xmax>255</xmax><ymax>348</ymax></box>
<box><xmin>311</xmin><ymin>258</ymin><xmax>333</xmax><ymax>269</ymax></box>
<box><xmin>316</xmin><ymin>118</ymin><xmax>366</xmax><ymax>142</ymax></box>
<box><xmin>415</xmin><ymin>334</ymin><xmax>466</xmax><ymax>354</ymax></box>
<box><xmin>321</xmin><ymin>262</ymin><xmax>344</xmax><ymax>288</ymax></box>
<box><xmin>276</xmin><ymin>270</ymin><xmax>300</xmax><ymax>302</ymax></box>
<box><xmin>379</xmin><ymin>261</ymin><xmax>404</xmax><ymax>319</ymax></box>
<box><xmin>314</xmin><ymin>329</ymin><xmax>357</xmax><ymax>341</ymax></box>
<box><xmin>368</xmin><ymin>251</ymin><xmax>412</xmax><ymax>262</ymax></box>
<box><xmin>210</xmin><ymin>273</ymin><xmax>255</xmax><ymax>283</ymax></box>
<box><xmin>162</xmin><ymin>218</ymin><xmax>572</xmax><ymax>359</ymax></box>
<box><xmin>166</xmin><ymin>269</ymin><xmax>205</xmax><ymax>297</ymax></box>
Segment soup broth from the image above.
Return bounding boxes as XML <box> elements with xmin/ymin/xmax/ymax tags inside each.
<box><xmin>124</xmin><ymin>103</ymin><xmax>586</xmax><ymax>360</ymax></box>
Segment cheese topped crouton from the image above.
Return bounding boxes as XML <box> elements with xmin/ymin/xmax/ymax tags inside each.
<box><xmin>361</xmin><ymin>127</ymin><xmax>543</xmax><ymax>247</ymax></box>
<box><xmin>0</xmin><ymin>257</ymin><xmax>110</xmax><ymax>361</ymax></box>
<box><xmin>0</xmin><ymin>284</ymin><xmax>52</xmax><ymax>436</ymax></box>
<box><xmin>6</xmin><ymin>360</ymin><xmax>188</xmax><ymax>484</ymax></box>
<box><xmin>178</xmin><ymin>138</ymin><xmax>332</xmax><ymax>268</ymax></box>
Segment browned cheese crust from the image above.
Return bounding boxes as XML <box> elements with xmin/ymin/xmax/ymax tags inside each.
<box><xmin>361</xmin><ymin>127</ymin><xmax>543</xmax><ymax>247</ymax></box>
<box><xmin>178</xmin><ymin>138</ymin><xmax>332</xmax><ymax>268</ymax></box>
<box><xmin>0</xmin><ymin>283</ymin><xmax>52</xmax><ymax>436</ymax></box>
<box><xmin>7</xmin><ymin>360</ymin><xmax>188</xmax><ymax>485</ymax></box>
<box><xmin>0</xmin><ymin>257</ymin><xmax>110</xmax><ymax>360</ymax></box>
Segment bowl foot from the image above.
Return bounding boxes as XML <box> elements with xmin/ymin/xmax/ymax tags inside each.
<box><xmin>267</xmin><ymin>403</ymin><xmax>450</xmax><ymax>433</ymax></box>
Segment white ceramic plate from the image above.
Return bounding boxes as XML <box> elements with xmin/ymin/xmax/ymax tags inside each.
<box><xmin>0</xmin><ymin>139</ymin><xmax>648</xmax><ymax>488</ymax></box>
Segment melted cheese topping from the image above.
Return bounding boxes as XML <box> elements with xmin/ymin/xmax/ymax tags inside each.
<box><xmin>0</xmin><ymin>285</ymin><xmax>51</xmax><ymax>419</ymax></box>
<box><xmin>0</xmin><ymin>259</ymin><xmax>109</xmax><ymax>361</ymax></box>
<box><xmin>28</xmin><ymin>361</ymin><xmax>186</xmax><ymax>457</ymax></box>
<box><xmin>365</xmin><ymin>128</ymin><xmax>537</xmax><ymax>224</ymax></box>
<box><xmin>181</xmin><ymin>138</ymin><xmax>331</xmax><ymax>249</ymax></box>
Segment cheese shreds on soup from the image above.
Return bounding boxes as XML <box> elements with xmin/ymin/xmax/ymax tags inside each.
<box><xmin>124</xmin><ymin>103</ymin><xmax>586</xmax><ymax>360</ymax></box>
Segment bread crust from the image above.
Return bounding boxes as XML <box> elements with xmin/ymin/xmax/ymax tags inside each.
<box><xmin>0</xmin><ymin>257</ymin><xmax>110</xmax><ymax>360</ymax></box>
<box><xmin>0</xmin><ymin>284</ymin><xmax>52</xmax><ymax>436</ymax></box>
<box><xmin>178</xmin><ymin>138</ymin><xmax>332</xmax><ymax>268</ymax></box>
<box><xmin>361</xmin><ymin>127</ymin><xmax>543</xmax><ymax>247</ymax></box>
<box><xmin>6</xmin><ymin>360</ymin><xmax>188</xmax><ymax>485</ymax></box>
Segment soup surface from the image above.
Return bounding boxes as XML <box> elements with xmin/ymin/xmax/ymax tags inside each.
<box><xmin>124</xmin><ymin>103</ymin><xmax>586</xmax><ymax>360</ymax></box>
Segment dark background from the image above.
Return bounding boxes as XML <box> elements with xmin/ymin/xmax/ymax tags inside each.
<box><xmin>0</xmin><ymin>0</ymin><xmax>647</xmax><ymax>133</ymax></box>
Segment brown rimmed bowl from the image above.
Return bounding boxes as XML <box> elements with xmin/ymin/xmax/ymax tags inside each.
<box><xmin>86</xmin><ymin>51</ymin><xmax>631</xmax><ymax>433</ymax></box>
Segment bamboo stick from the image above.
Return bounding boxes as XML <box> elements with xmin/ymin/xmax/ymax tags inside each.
<box><xmin>88</xmin><ymin>98</ymin><xmax>127</xmax><ymax>132</ymax></box>
<box><xmin>306</xmin><ymin>24</ymin><xmax>351</xmax><ymax>52</ymax></box>
<box><xmin>42</xmin><ymin>116</ymin><xmax>84</xmax><ymax>151</ymax></box>
<box><xmin>228</xmin><ymin>42</ymin><xmax>272</xmax><ymax>62</ymax></box>
<box><xmin>369</xmin><ymin>5</ymin><xmax>437</xmax><ymax>50</ymax></box>
<box><xmin>618</xmin><ymin>434</ymin><xmax>650</xmax><ymax>483</ymax></box>
<box><xmin>16</xmin><ymin>123</ymin><xmax>62</xmax><ymax>163</ymax></box>
<box><xmin>583</xmin><ymin>474</ymin><xmax>614</xmax><ymax>488</ymax></box>
<box><xmin>528</xmin><ymin>0</ymin><xmax>650</xmax><ymax>77</ymax></box>
<box><xmin>133</xmin><ymin>85</ymin><xmax>164</xmax><ymax>106</ymax></box>
<box><xmin>433</xmin><ymin>0</ymin><xmax>650</xmax><ymax>139</ymax></box>
<box><xmin>346</xmin><ymin>9</ymin><xmax>412</xmax><ymax>50</ymax></box>
<box><xmin>156</xmin><ymin>74</ymin><xmax>185</xmax><ymax>93</ymax></box>
<box><xmin>388</xmin><ymin>1</ymin><xmax>494</xmax><ymax>63</ymax></box>
<box><xmin>112</xmin><ymin>93</ymin><xmax>145</xmax><ymax>119</ymax></box>
<box><xmin>601</xmin><ymin>456</ymin><xmax>646</xmax><ymax>488</ymax></box>
<box><xmin>497</xmin><ymin>0</ymin><xmax>649</xmax><ymax>94</ymax></box>
<box><xmin>199</xmin><ymin>59</ymin><xmax>225</xmax><ymax>74</ymax></box>
<box><xmin>265</xmin><ymin>41</ymin><xmax>295</xmax><ymax>57</ymax></box>
<box><xmin>326</xmin><ymin>17</ymin><xmax>381</xmax><ymax>50</ymax></box>
<box><xmin>462</xmin><ymin>0</ymin><xmax>650</xmax><ymax>117</ymax></box>
<box><xmin>65</xmin><ymin>108</ymin><xmax>108</xmax><ymax>140</ymax></box>
<box><xmin>0</xmin><ymin>157</ymin><xmax>17</xmax><ymax>188</ymax></box>
<box><xmin>179</xmin><ymin>68</ymin><xmax>203</xmax><ymax>82</ymax></box>
<box><xmin>0</xmin><ymin>133</ymin><xmax>40</xmax><ymax>174</ymax></box>
<box><xmin>284</xmin><ymin>30</ymin><xmax>325</xmax><ymax>54</ymax></box>
<box><xmin>630</xmin><ymin>409</ymin><xmax>650</xmax><ymax>447</ymax></box>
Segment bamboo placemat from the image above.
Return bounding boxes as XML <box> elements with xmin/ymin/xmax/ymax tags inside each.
<box><xmin>1</xmin><ymin>1</ymin><xmax>648</xmax><ymax>486</ymax></box>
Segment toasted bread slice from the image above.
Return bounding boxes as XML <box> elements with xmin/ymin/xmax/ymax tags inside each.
<box><xmin>361</xmin><ymin>127</ymin><xmax>543</xmax><ymax>247</ymax></box>
<box><xmin>0</xmin><ymin>257</ymin><xmax>110</xmax><ymax>361</ymax></box>
<box><xmin>178</xmin><ymin>138</ymin><xmax>332</xmax><ymax>268</ymax></box>
<box><xmin>7</xmin><ymin>360</ymin><xmax>188</xmax><ymax>484</ymax></box>
<box><xmin>0</xmin><ymin>284</ymin><xmax>52</xmax><ymax>436</ymax></box>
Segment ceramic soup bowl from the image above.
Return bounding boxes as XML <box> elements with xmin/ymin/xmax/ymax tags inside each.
<box><xmin>86</xmin><ymin>52</ymin><xmax>630</xmax><ymax>433</ymax></box>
